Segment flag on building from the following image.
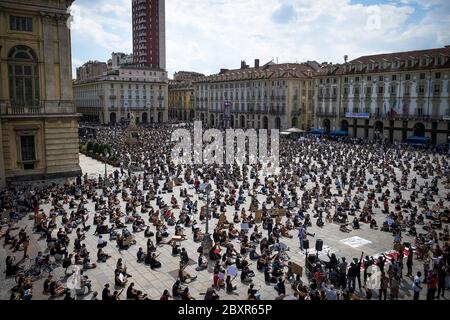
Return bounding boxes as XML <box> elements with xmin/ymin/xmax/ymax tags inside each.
<box><xmin>403</xmin><ymin>100</ymin><xmax>409</xmax><ymax>115</ymax></box>
<box><xmin>389</xmin><ymin>99</ymin><xmax>397</xmax><ymax>117</ymax></box>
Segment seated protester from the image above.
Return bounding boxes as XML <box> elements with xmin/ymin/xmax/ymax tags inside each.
<box><xmin>226</xmin><ymin>275</ymin><xmax>237</xmax><ymax>293</ymax></box>
<box><xmin>48</xmin><ymin>277</ymin><xmax>66</xmax><ymax>297</ymax></box>
<box><xmin>316</xmin><ymin>216</ymin><xmax>324</xmax><ymax>228</ymax></box>
<box><xmin>275</xmin><ymin>278</ymin><xmax>286</xmax><ymax>296</ymax></box>
<box><xmin>180</xmin><ymin>248</ymin><xmax>189</xmax><ymax>265</ymax></box>
<box><xmin>82</xmin><ymin>257</ymin><xmax>96</xmax><ymax>270</ymax></box>
<box><xmin>79</xmin><ymin>244</ymin><xmax>89</xmax><ymax>258</ymax></box>
<box><xmin>109</xmin><ymin>226</ymin><xmax>119</xmax><ymax>241</ymax></box>
<box><xmin>62</xmin><ymin>254</ymin><xmax>73</xmax><ymax>272</ymax></box>
<box><xmin>213</xmin><ymin>271</ymin><xmax>225</xmax><ymax>287</ymax></box>
<box><xmin>339</xmin><ymin>224</ymin><xmax>352</xmax><ymax>233</ymax></box>
<box><xmin>370</xmin><ymin>219</ymin><xmax>378</xmax><ymax>229</ymax></box>
<box><xmin>144</xmin><ymin>226</ymin><xmax>154</xmax><ymax>238</ymax></box>
<box><xmin>148</xmin><ymin>253</ymin><xmax>162</xmax><ymax>269</ymax></box>
<box><xmin>257</xmin><ymin>256</ymin><xmax>266</xmax><ymax>270</ymax></box>
<box><xmin>114</xmin><ymin>270</ymin><xmax>128</xmax><ymax>287</ymax></box>
<box><xmin>264</xmin><ymin>264</ymin><xmax>278</xmax><ymax>284</ymax></box>
<box><xmin>126</xmin><ymin>282</ymin><xmax>139</xmax><ymax>300</ymax></box>
<box><xmin>73</xmin><ymin>238</ymin><xmax>82</xmax><ymax>251</ymax></box>
<box><xmin>197</xmin><ymin>253</ymin><xmax>208</xmax><ymax>270</ymax></box>
<box><xmin>271</xmin><ymin>260</ymin><xmax>284</xmax><ymax>277</ymax></box>
<box><xmin>74</xmin><ymin>254</ymin><xmax>83</xmax><ymax>265</ymax></box>
<box><xmin>132</xmin><ymin>220</ymin><xmax>145</xmax><ymax>233</ymax></box>
<box><xmin>178</xmin><ymin>263</ymin><xmax>197</xmax><ymax>283</ymax></box>
<box><xmin>76</xmin><ymin>228</ymin><xmax>85</xmax><ymax>240</ymax></box>
<box><xmin>97</xmin><ymin>235</ymin><xmax>107</xmax><ymax>248</ymax></box>
<box><xmin>136</xmin><ymin>248</ymin><xmax>146</xmax><ymax>263</ymax></box>
<box><xmin>77</xmin><ymin>274</ymin><xmax>92</xmax><ymax>294</ymax></box>
<box><xmin>249</xmin><ymin>248</ymin><xmax>260</xmax><ymax>261</ymax></box>
<box><xmin>209</xmin><ymin>245</ymin><xmax>221</xmax><ymax>260</ymax></box>
<box><xmin>240</xmin><ymin>265</ymin><xmax>253</xmax><ymax>284</ymax></box>
<box><xmin>5</xmin><ymin>256</ymin><xmax>20</xmax><ymax>276</ymax></box>
<box><xmin>97</xmin><ymin>248</ymin><xmax>111</xmax><ymax>263</ymax></box>
<box><xmin>353</xmin><ymin>217</ymin><xmax>360</xmax><ymax>230</ymax></box>
<box><xmin>181</xmin><ymin>287</ymin><xmax>195</xmax><ymax>301</ymax></box>
<box><xmin>204</xmin><ymin>287</ymin><xmax>220</xmax><ymax>301</ymax></box>
<box><xmin>172</xmin><ymin>280</ymin><xmax>182</xmax><ymax>299</ymax></box>
<box><xmin>160</xmin><ymin>289</ymin><xmax>172</xmax><ymax>301</ymax></box>
<box><xmin>172</xmin><ymin>242</ymin><xmax>181</xmax><ymax>256</ymax></box>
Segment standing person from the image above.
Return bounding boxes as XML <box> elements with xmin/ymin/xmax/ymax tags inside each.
<box><xmin>427</xmin><ymin>272</ymin><xmax>438</xmax><ymax>300</ymax></box>
<box><xmin>355</xmin><ymin>253</ymin><xmax>364</xmax><ymax>291</ymax></box>
<box><xmin>347</xmin><ymin>262</ymin><xmax>357</xmax><ymax>293</ymax></box>
<box><xmin>378</xmin><ymin>272</ymin><xmax>389</xmax><ymax>301</ymax></box>
<box><xmin>412</xmin><ymin>272</ymin><xmax>423</xmax><ymax>300</ymax></box>
<box><xmin>338</xmin><ymin>258</ymin><xmax>348</xmax><ymax>289</ymax></box>
<box><xmin>390</xmin><ymin>275</ymin><xmax>400</xmax><ymax>300</ymax></box>
<box><xmin>423</xmin><ymin>256</ymin><xmax>430</xmax><ymax>283</ymax></box>
<box><xmin>22</xmin><ymin>235</ymin><xmax>30</xmax><ymax>259</ymax></box>
<box><xmin>437</xmin><ymin>265</ymin><xmax>447</xmax><ymax>300</ymax></box>
<box><xmin>298</xmin><ymin>226</ymin><xmax>305</xmax><ymax>251</ymax></box>
<box><xmin>406</xmin><ymin>249</ymin><xmax>414</xmax><ymax>277</ymax></box>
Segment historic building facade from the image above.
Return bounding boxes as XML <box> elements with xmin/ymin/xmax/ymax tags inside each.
<box><xmin>0</xmin><ymin>0</ymin><xmax>81</xmax><ymax>188</ymax></box>
<box><xmin>315</xmin><ymin>47</ymin><xmax>450</xmax><ymax>144</ymax></box>
<box><xmin>193</xmin><ymin>60</ymin><xmax>315</xmax><ymax>131</ymax></box>
<box><xmin>74</xmin><ymin>65</ymin><xmax>168</xmax><ymax>124</ymax></box>
<box><xmin>168</xmin><ymin>81</ymin><xmax>195</xmax><ymax>122</ymax></box>
<box><xmin>169</xmin><ymin>71</ymin><xmax>204</xmax><ymax>122</ymax></box>
<box><xmin>76</xmin><ymin>60</ymin><xmax>107</xmax><ymax>82</ymax></box>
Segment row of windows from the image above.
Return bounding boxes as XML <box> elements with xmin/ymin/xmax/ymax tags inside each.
<box><xmin>321</xmin><ymin>84</ymin><xmax>443</xmax><ymax>96</ymax></box>
<box><xmin>196</xmin><ymin>80</ymin><xmax>300</xmax><ymax>90</ymax></box>
<box><xmin>321</xmin><ymin>72</ymin><xmax>442</xmax><ymax>85</ymax></box>
<box><xmin>344</xmin><ymin>57</ymin><xmax>446</xmax><ymax>73</ymax></box>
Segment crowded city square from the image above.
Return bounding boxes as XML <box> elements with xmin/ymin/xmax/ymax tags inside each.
<box><xmin>1</xmin><ymin>122</ymin><xmax>449</xmax><ymax>301</ymax></box>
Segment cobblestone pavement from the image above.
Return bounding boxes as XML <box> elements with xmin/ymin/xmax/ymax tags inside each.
<box><xmin>0</xmin><ymin>153</ymin><xmax>448</xmax><ymax>301</ymax></box>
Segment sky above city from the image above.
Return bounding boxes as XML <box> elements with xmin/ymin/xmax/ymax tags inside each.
<box><xmin>69</xmin><ymin>0</ymin><xmax>450</xmax><ymax>78</ymax></box>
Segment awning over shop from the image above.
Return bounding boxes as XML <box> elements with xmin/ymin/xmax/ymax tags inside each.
<box><xmin>405</xmin><ymin>136</ymin><xmax>431</xmax><ymax>144</ymax></box>
<box><xmin>329</xmin><ymin>130</ymin><xmax>349</xmax><ymax>137</ymax></box>
<box><xmin>309</xmin><ymin>128</ymin><xmax>325</xmax><ymax>135</ymax></box>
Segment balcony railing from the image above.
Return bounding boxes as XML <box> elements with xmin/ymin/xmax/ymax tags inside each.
<box><xmin>270</xmin><ymin>109</ymin><xmax>285</xmax><ymax>115</ymax></box>
<box><xmin>1</xmin><ymin>103</ymin><xmax>76</xmax><ymax>115</ymax></box>
<box><xmin>316</xmin><ymin>112</ymin><xmax>337</xmax><ymax>117</ymax></box>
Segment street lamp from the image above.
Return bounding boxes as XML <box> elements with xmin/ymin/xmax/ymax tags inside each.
<box><xmin>200</xmin><ymin>183</ymin><xmax>213</xmax><ymax>256</ymax></box>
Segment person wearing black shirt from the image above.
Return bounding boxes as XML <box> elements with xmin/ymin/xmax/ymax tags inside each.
<box><xmin>180</xmin><ymin>248</ymin><xmax>189</xmax><ymax>265</ymax></box>
<box><xmin>181</xmin><ymin>287</ymin><xmax>194</xmax><ymax>300</ymax></box>
<box><xmin>126</xmin><ymin>282</ymin><xmax>138</xmax><ymax>299</ymax></box>
<box><xmin>172</xmin><ymin>280</ymin><xmax>182</xmax><ymax>298</ymax></box>
<box><xmin>226</xmin><ymin>275</ymin><xmax>237</xmax><ymax>293</ymax></box>
<box><xmin>102</xmin><ymin>283</ymin><xmax>112</xmax><ymax>300</ymax></box>
<box><xmin>5</xmin><ymin>256</ymin><xmax>19</xmax><ymax>276</ymax></box>
<box><xmin>275</xmin><ymin>278</ymin><xmax>286</xmax><ymax>295</ymax></box>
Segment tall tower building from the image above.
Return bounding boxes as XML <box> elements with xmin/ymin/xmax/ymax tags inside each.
<box><xmin>132</xmin><ymin>0</ymin><xmax>166</xmax><ymax>70</ymax></box>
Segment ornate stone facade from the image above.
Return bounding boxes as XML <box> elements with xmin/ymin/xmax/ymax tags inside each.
<box><xmin>0</xmin><ymin>0</ymin><xmax>81</xmax><ymax>187</ymax></box>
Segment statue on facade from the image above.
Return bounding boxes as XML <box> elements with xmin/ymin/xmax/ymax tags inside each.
<box><xmin>126</xmin><ymin>113</ymin><xmax>139</xmax><ymax>144</ymax></box>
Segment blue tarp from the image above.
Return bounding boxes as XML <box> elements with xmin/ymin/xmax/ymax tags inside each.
<box><xmin>330</xmin><ymin>130</ymin><xmax>349</xmax><ymax>137</ymax></box>
<box><xmin>309</xmin><ymin>128</ymin><xmax>325</xmax><ymax>135</ymax></box>
<box><xmin>405</xmin><ymin>136</ymin><xmax>431</xmax><ymax>144</ymax></box>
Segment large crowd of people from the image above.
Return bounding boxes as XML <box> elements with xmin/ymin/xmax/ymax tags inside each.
<box><xmin>1</xmin><ymin>122</ymin><xmax>449</xmax><ymax>301</ymax></box>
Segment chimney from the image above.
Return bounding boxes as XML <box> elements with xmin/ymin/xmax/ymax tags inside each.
<box><xmin>255</xmin><ymin>59</ymin><xmax>260</xmax><ymax>68</ymax></box>
<box><xmin>241</xmin><ymin>60</ymin><xmax>247</xmax><ymax>69</ymax></box>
